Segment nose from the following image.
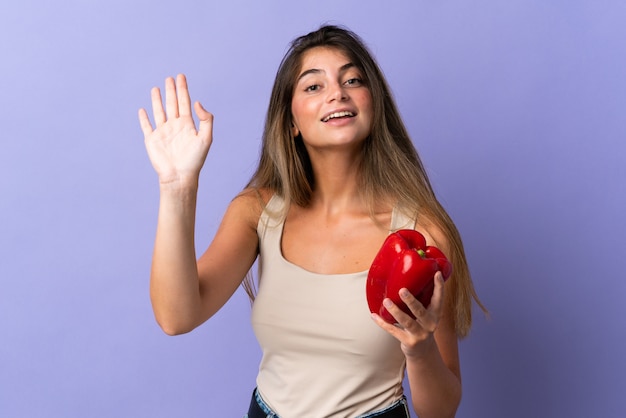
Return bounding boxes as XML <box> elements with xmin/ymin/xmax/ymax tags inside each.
<box><xmin>326</xmin><ymin>81</ymin><xmax>348</xmax><ymax>102</ymax></box>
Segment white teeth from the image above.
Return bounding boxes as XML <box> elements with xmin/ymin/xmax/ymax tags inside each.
<box><xmin>322</xmin><ymin>111</ymin><xmax>354</xmax><ymax>122</ymax></box>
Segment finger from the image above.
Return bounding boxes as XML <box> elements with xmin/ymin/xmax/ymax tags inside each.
<box><xmin>150</xmin><ymin>87</ymin><xmax>166</xmax><ymax>126</ymax></box>
<box><xmin>137</xmin><ymin>108</ymin><xmax>154</xmax><ymax>136</ymax></box>
<box><xmin>382</xmin><ymin>297</ymin><xmax>415</xmax><ymax>328</ymax></box>
<box><xmin>429</xmin><ymin>272</ymin><xmax>445</xmax><ymax>315</ymax></box>
<box><xmin>399</xmin><ymin>289</ymin><xmax>427</xmax><ymax>318</ymax></box>
<box><xmin>176</xmin><ymin>74</ymin><xmax>192</xmax><ymax>117</ymax></box>
<box><xmin>371</xmin><ymin>312</ymin><xmax>406</xmax><ymax>339</ymax></box>
<box><xmin>398</xmin><ymin>290</ymin><xmax>437</xmax><ymax>332</ymax></box>
<box><xmin>398</xmin><ymin>288</ymin><xmax>428</xmax><ymax>326</ymax></box>
<box><xmin>195</xmin><ymin>101</ymin><xmax>214</xmax><ymax>140</ymax></box>
<box><xmin>164</xmin><ymin>76</ymin><xmax>179</xmax><ymax>119</ymax></box>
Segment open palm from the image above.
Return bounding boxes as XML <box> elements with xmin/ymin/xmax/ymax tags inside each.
<box><xmin>138</xmin><ymin>74</ymin><xmax>213</xmax><ymax>186</ymax></box>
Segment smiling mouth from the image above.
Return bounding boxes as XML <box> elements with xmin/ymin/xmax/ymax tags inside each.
<box><xmin>321</xmin><ymin>111</ymin><xmax>355</xmax><ymax>122</ymax></box>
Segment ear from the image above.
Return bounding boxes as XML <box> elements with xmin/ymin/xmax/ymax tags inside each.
<box><xmin>291</xmin><ymin>122</ymin><xmax>300</xmax><ymax>138</ymax></box>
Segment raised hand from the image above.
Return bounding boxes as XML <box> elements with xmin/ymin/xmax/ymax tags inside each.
<box><xmin>138</xmin><ymin>74</ymin><xmax>213</xmax><ymax>187</ymax></box>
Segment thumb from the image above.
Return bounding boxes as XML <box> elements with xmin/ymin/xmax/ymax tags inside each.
<box><xmin>194</xmin><ymin>101</ymin><xmax>214</xmax><ymax>140</ymax></box>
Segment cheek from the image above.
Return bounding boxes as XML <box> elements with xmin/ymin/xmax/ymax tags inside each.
<box><xmin>290</xmin><ymin>100</ymin><xmax>303</xmax><ymax>126</ymax></box>
<box><xmin>362</xmin><ymin>91</ymin><xmax>374</xmax><ymax>111</ymax></box>
<box><xmin>291</xmin><ymin>99</ymin><xmax>314</xmax><ymax>129</ymax></box>
<box><xmin>359</xmin><ymin>92</ymin><xmax>374</xmax><ymax>126</ymax></box>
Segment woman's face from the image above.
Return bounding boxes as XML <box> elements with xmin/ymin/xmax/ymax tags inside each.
<box><xmin>291</xmin><ymin>47</ymin><xmax>373</xmax><ymax>153</ymax></box>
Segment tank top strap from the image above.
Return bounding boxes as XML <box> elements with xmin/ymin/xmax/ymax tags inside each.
<box><xmin>257</xmin><ymin>194</ymin><xmax>286</xmax><ymax>240</ymax></box>
<box><xmin>390</xmin><ymin>206</ymin><xmax>417</xmax><ymax>232</ymax></box>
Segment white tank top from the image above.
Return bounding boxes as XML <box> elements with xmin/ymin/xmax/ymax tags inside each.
<box><xmin>251</xmin><ymin>195</ymin><xmax>415</xmax><ymax>417</ymax></box>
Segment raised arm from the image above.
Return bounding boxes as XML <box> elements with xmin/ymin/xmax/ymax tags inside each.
<box><xmin>138</xmin><ymin>74</ymin><xmax>258</xmax><ymax>335</ymax></box>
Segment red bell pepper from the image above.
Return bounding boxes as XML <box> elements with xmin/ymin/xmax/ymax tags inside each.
<box><xmin>366</xmin><ymin>229</ymin><xmax>452</xmax><ymax>324</ymax></box>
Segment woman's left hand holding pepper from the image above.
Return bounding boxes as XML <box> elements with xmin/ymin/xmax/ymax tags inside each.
<box><xmin>372</xmin><ymin>272</ymin><xmax>445</xmax><ymax>358</ymax></box>
<box><xmin>372</xmin><ymin>271</ymin><xmax>461</xmax><ymax>417</ymax></box>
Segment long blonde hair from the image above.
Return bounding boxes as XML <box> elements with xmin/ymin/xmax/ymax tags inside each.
<box><xmin>245</xmin><ymin>25</ymin><xmax>486</xmax><ymax>337</ymax></box>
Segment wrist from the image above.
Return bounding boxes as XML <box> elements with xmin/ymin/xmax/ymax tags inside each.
<box><xmin>158</xmin><ymin>174</ymin><xmax>200</xmax><ymax>193</ymax></box>
<box><xmin>403</xmin><ymin>334</ymin><xmax>438</xmax><ymax>362</ymax></box>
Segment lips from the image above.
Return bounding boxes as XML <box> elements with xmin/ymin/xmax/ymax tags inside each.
<box><xmin>321</xmin><ymin>110</ymin><xmax>355</xmax><ymax>122</ymax></box>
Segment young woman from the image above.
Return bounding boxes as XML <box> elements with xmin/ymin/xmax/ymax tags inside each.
<box><xmin>138</xmin><ymin>25</ymin><xmax>484</xmax><ymax>418</ymax></box>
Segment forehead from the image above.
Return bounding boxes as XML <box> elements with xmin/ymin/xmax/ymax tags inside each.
<box><xmin>298</xmin><ymin>47</ymin><xmax>354</xmax><ymax>73</ymax></box>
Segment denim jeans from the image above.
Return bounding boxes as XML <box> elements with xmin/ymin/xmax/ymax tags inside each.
<box><xmin>244</xmin><ymin>388</ymin><xmax>410</xmax><ymax>418</ymax></box>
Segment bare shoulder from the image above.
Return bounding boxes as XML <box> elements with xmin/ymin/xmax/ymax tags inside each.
<box><xmin>226</xmin><ymin>187</ymin><xmax>273</xmax><ymax>229</ymax></box>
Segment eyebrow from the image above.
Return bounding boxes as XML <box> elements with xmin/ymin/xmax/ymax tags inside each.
<box><xmin>296</xmin><ymin>62</ymin><xmax>356</xmax><ymax>83</ymax></box>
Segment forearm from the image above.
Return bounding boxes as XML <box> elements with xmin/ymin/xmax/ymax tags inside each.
<box><xmin>406</xmin><ymin>338</ymin><xmax>462</xmax><ymax>418</ymax></box>
<box><xmin>150</xmin><ymin>182</ymin><xmax>203</xmax><ymax>335</ymax></box>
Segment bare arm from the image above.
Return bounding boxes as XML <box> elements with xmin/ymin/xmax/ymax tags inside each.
<box><xmin>138</xmin><ymin>74</ymin><xmax>259</xmax><ymax>335</ymax></box>
<box><xmin>372</xmin><ymin>229</ymin><xmax>462</xmax><ymax>418</ymax></box>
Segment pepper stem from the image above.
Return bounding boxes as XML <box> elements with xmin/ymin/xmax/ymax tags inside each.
<box><xmin>417</xmin><ymin>249</ymin><xmax>426</xmax><ymax>259</ymax></box>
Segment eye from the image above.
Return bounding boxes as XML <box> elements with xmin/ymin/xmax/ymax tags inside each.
<box><xmin>305</xmin><ymin>84</ymin><xmax>321</xmax><ymax>92</ymax></box>
<box><xmin>344</xmin><ymin>77</ymin><xmax>364</xmax><ymax>87</ymax></box>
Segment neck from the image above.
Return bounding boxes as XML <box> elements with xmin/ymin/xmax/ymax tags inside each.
<box><xmin>307</xmin><ymin>150</ymin><xmax>364</xmax><ymax>215</ymax></box>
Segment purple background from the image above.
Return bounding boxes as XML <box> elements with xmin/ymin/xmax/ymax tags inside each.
<box><xmin>1</xmin><ymin>1</ymin><xmax>625</xmax><ymax>417</ymax></box>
